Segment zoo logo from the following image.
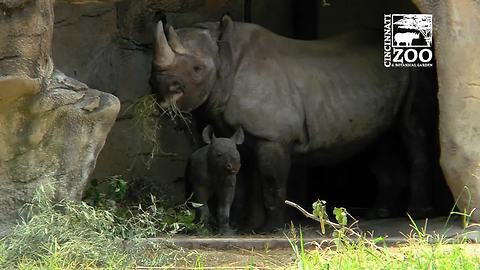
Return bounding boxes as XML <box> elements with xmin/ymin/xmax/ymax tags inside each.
<box><xmin>384</xmin><ymin>14</ymin><xmax>433</xmax><ymax>68</ymax></box>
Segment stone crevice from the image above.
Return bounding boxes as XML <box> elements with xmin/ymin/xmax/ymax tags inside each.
<box><xmin>0</xmin><ymin>54</ymin><xmax>20</xmax><ymax>62</ymax></box>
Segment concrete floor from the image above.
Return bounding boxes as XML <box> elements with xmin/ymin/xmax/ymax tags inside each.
<box><xmin>154</xmin><ymin>216</ymin><xmax>480</xmax><ymax>249</ymax></box>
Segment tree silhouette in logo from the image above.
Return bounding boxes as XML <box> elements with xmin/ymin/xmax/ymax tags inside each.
<box><xmin>394</xmin><ymin>15</ymin><xmax>432</xmax><ymax>46</ymax></box>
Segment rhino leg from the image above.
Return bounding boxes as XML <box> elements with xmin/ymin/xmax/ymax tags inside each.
<box><xmin>229</xmin><ymin>168</ymin><xmax>248</xmax><ymax>230</ymax></box>
<box><xmin>368</xmin><ymin>137</ymin><xmax>408</xmax><ymax>218</ymax></box>
<box><xmin>401</xmin><ymin>126</ymin><xmax>435</xmax><ymax>218</ymax></box>
<box><xmin>400</xmin><ymin>114</ymin><xmax>435</xmax><ymax>217</ymax></box>
<box><xmin>216</xmin><ymin>175</ymin><xmax>237</xmax><ymax>235</ymax></box>
<box><xmin>255</xmin><ymin>141</ymin><xmax>291</xmax><ymax>232</ymax></box>
<box><xmin>399</xmin><ymin>70</ymin><xmax>437</xmax><ymax>218</ymax></box>
<box><xmin>192</xmin><ymin>184</ymin><xmax>211</xmax><ymax>225</ymax></box>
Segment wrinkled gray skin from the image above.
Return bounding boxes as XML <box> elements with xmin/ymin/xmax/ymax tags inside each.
<box><xmin>186</xmin><ymin>125</ymin><xmax>244</xmax><ymax>234</ymax></box>
<box><xmin>150</xmin><ymin>16</ymin><xmax>433</xmax><ymax>231</ymax></box>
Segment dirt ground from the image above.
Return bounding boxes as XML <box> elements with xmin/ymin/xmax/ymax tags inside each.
<box><xmin>137</xmin><ymin>216</ymin><xmax>479</xmax><ymax>269</ymax></box>
<box><xmin>183</xmin><ymin>247</ymin><xmax>294</xmax><ymax>269</ymax></box>
<box><xmin>135</xmin><ymin>242</ymin><xmax>480</xmax><ymax>269</ymax></box>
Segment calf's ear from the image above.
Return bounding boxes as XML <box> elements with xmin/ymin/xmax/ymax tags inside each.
<box><xmin>202</xmin><ymin>125</ymin><xmax>216</xmax><ymax>144</ymax></box>
<box><xmin>231</xmin><ymin>127</ymin><xmax>244</xmax><ymax>145</ymax></box>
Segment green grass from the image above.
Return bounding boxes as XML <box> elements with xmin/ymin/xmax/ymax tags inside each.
<box><xmin>1</xmin><ymin>185</ymin><xmax>479</xmax><ymax>269</ymax></box>
<box><xmin>287</xmin><ymin>236</ymin><xmax>480</xmax><ymax>270</ymax></box>
<box><xmin>284</xmin><ymin>194</ymin><xmax>480</xmax><ymax>270</ymax></box>
<box><xmin>285</xmin><ymin>215</ymin><xmax>480</xmax><ymax>270</ymax></box>
<box><xmin>0</xmin><ymin>184</ymin><xmax>190</xmax><ymax>269</ymax></box>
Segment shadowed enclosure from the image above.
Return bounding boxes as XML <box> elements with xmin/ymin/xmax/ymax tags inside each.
<box><xmin>48</xmin><ymin>0</ymin><xmax>453</xmax><ymax>227</ymax></box>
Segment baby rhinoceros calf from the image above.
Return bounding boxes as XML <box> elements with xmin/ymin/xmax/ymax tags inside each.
<box><xmin>186</xmin><ymin>125</ymin><xmax>244</xmax><ymax>234</ymax></box>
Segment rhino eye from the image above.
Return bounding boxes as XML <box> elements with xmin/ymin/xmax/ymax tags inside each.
<box><xmin>193</xmin><ymin>66</ymin><xmax>202</xmax><ymax>73</ymax></box>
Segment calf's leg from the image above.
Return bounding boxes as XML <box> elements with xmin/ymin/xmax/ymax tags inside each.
<box><xmin>216</xmin><ymin>175</ymin><xmax>237</xmax><ymax>235</ymax></box>
<box><xmin>192</xmin><ymin>184</ymin><xmax>212</xmax><ymax>226</ymax></box>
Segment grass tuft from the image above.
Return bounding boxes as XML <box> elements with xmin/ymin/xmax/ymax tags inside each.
<box><xmin>0</xmin><ymin>183</ymin><xmax>186</xmax><ymax>269</ymax></box>
<box><xmin>127</xmin><ymin>94</ymin><xmax>164</xmax><ymax>169</ymax></box>
<box><xmin>286</xmin><ymin>226</ymin><xmax>480</xmax><ymax>270</ymax></box>
<box><xmin>126</xmin><ymin>94</ymin><xmax>192</xmax><ymax>169</ymax></box>
<box><xmin>2</xmin><ymin>185</ymin><xmax>479</xmax><ymax>269</ymax></box>
<box><xmin>286</xmin><ymin>199</ymin><xmax>480</xmax><ymax>270</ymax></box>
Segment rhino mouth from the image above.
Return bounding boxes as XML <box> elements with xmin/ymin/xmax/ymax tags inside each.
<box><xmin>159</xmin><ymin>91</ymin><xmax>183</xmax><ymax>109</ymax></box>
<box><xmin>229</xmin><ymin>169</ymin><xmax>240</xmax><ymax>174</ymax></box>
<box><xmin>157</xmin><ymin>91</ymin><xmax>192</xmax><ymax>131</ymax></box>
<box><xmin>227</xmin><ymin>164</ymin><xmax>241</xmax><ymax>174</ymax></box>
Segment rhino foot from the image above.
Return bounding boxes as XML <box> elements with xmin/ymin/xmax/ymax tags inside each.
<box><xmin>407</xmin><ymin>206</ymin><xmax>436</xmax><ymax>219</ymax></box>
<box><xmin>366</xmin><ymin>207</ymin><xmax>394</xmax><ymax>219</ymax></box>
<box><xmin>217</xmin><ymin>225</ymin><xmax>236</xmax><ymax>235</ymax></box>
<box><xmin>257</xmin><ymin>220</ymin><xmax>284</xmax><ymax>234</ymax></box>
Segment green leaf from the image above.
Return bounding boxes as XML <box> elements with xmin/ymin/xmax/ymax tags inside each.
<box><xmin>312</xmin><ymin>199</ymin><xmax>328</xmax><ymax>234</ymax></box>
<box><xmin>373</xmin><ymin>236</ymin><xmax>385</xmax><ymax>244</ymax></box>
<box><xmin>333</xmin><ymin>207</ymin><xmax>347</xmax><ymax>226</ymax></box>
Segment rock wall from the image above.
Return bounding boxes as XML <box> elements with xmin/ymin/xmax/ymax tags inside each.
<box><xmin>0</xmin><ymin>0</ymin><xmax>120</xmax><ymax>234</ymax></box>
<box><xmin>413</xmin><ymin>0</ymin><xmax>480</xmax><ymax>222</ymax></box>
<box><xmin>316</xmin><ymin>0</ymin><xmax>417</xmax><ymax>38</ymax></box>
<box><xmin>52</xmin><ymin>0</ymin><xmax>245</xmax><ymax>205</ymax></box>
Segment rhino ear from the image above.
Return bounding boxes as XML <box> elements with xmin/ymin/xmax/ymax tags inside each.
<box><xmin>217</xmin><ymin>14</ymin><xmax>234</xmax><ymax>81</ymax></box>
<box><xmin>219</xmin><ymin>14</ymin><xmax>233</xmax><ymax>40</ymax></box>
<box><xmin>202</xmin><ymin>125</ymin><xmax>216</xmax><ymax>144</ymax></box>
<box><xmin>231</xmin><ymin>127</ymin><xmax>244</xmax><ymax>145</ymax></box>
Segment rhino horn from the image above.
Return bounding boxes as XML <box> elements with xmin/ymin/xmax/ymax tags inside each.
<box><xmin>168</xmin><ymin>26</ymin><xmax>187</xmax><ymax>54</ymax></box>
<box><xmin>154</xmin><ymin>21</ymin><xmax>175</xmax><ymax>67</ymax></box>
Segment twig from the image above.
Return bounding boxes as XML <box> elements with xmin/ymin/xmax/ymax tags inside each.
<box><xmin>284</xmin><ymin>200</ymin><xmax>385</xmax><ymax>252</ymax></box>
<box><xmin>284</xmin><ymin>200</ymin><xmax>341</xmax><ymax>229</ymax></box>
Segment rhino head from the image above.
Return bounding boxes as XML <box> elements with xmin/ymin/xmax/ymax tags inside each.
<box><xmin>149</xmin><ymin>16</ymin><xmax>234</xmax><ymax>112</ymax></box>
<box><xmin>202</xmin><ymin>125</ymin><xmax>244</xmax><ymax>175</ymax></box>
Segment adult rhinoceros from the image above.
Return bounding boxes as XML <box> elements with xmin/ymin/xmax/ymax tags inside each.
<box><xmin>149</xmin><ymin>15</ymin><xmax>434</xmax><ymax>231</ymax></box>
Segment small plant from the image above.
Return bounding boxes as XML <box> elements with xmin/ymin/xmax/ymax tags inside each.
<box><xmin>286</xmin><ymin>199</ymin><xmax>371</xmax><ymax>248</ymax></box>
<box><xmin>312</xmin><ymin>199</ymin><xmax>327</xmax><ymax>234</ymax></box>
<box><xmin>193</xmin><ymin>254</ymin><xmax>204</xmax><ymax>270</ymax></box>
<box><xmin>1</xmin><ymin>184</ymin><xmax>128</xmax><ymax>268</ymax></box>
<box><xmin>83</xmin><ymin>175</ymin><xmax>205</xmax><ymax>237</ymax></box>
<box><xmin>0</xmin><ymin>183</ymin><xmax>195</xmax><ymax>269</ymax></box>
<box><xmin>445</xmin><ymin>185</ymin><xmax>478</xmax><ymax>230</ymax></box>
<box><xmin>286</xmin><ymin>224</ymin><xmax>308</xmax><ymax>270</ymax></box>
<box><xmin>285</xmin><ymin>199</ymin><xmax>480</xmax><ymax>270</ymax></box>
<box><xmin>118</xmin><ymin>194</ymin><xmax>201</xmax><ymax>238</ymax></box>
<box><xmin>84</xmin><ymin>175</ymin><xmax>127</xmax><ymax>210</ymax></box>
<box><xmin>332</xmin><ymin>207</ymin><xmax>348</xmax><ymax>248</ymax></box>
